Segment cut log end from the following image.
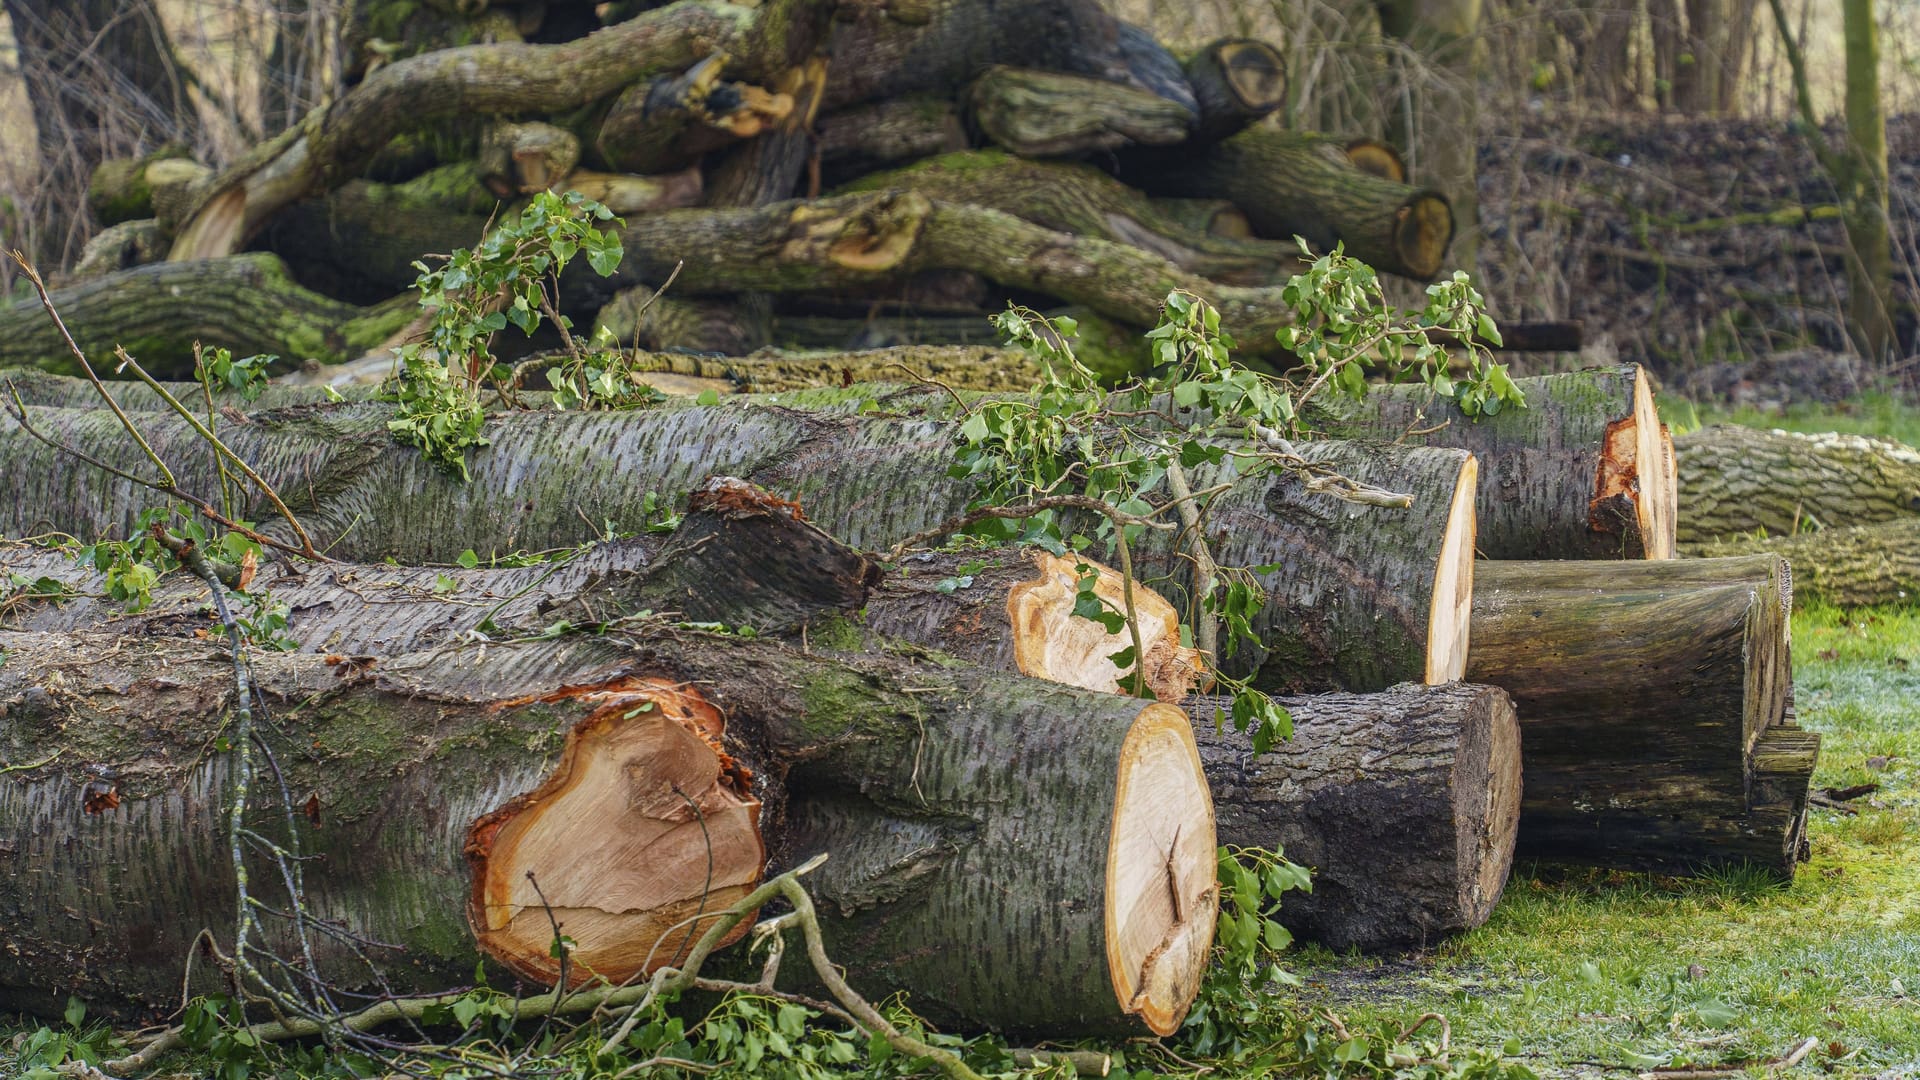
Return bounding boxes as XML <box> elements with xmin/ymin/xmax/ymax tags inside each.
<box><xmin>1394</xmin><ymin>192</ymin><xmax>1453</xmax><ymax>281</ymax></box>
<box><xmin>1105</xmin><ymin>702</ymin><xmax>1217</xmax><ymax>1035</ymax></box>
<box><xmin>1007</xmin><ymin>552</ymin><xmax>1208</xmax><ymax>702</ymax></box>
<box><xmin>467</xmin><ymin>680</ymin><xmax>764</xmax><ymax>988</ymax></box>
<box><xmin>1593</xmin><ymin>366</ymin><xmax>1678</xmax><ymax>559</ymax></box>
<box><xmin>1345</xmin><ymin>140</ymin><xmax>1407</xmax><ymax>183</ymax></box>
<box><xmin>1425</xmin><ymin>456</ymin><xmax>1478</xmax><ymax>684</ymax></box>
<box><xmin>1458</xmin><ymin>685</ymin><xmax>1524</xmax><ymax>921</ymax></box>
<box><xmin>1209</xmin><ymin>40</ymin><xmax>1286</xmax><ymax>112</ymax></box>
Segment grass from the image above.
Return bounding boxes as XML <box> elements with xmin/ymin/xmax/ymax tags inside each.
<box><xmin>1282</xmin><ymin>604</ymin><xmax>1920</xmax><ymax>1079</ymax></box>
<box><xmin>1665</xmin><ymin>391</ymin><xmax>1920</xmax><ymax>447</ymax></box>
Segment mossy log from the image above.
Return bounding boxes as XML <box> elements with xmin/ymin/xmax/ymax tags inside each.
<box><xmin>965</xmin><ymin>66</ymin><xmax>1194</xmax><ymax>158</ymax></box>
<box><xmin>0</xmin><ymin>626</ymin><xmax>1216</xmax><ymax>1034</ymax></box>
<box><xmin>0</xmin><ymin>254</ymin><xmax>416</xmax><ymax>377</ymax></box>
<box><xmin>1306</xmin><ymin>365</ymin><xmax>1676</xmax><ymax>560</ymax></box>
<box><xmin>1122</xmin><ymin>129</ymin><xmax>1454</xmax><ymax>280</ymax></box>
<box><xmin>1685</xmin><ymin>520</ymin><xmax>1920</xmax><ymax>609</ymax></box>
<box><xmin>815</xmin><ymin>98</ymin><xmax>970</xmax><ymax>182</ymax></box>
<box><xmin>1181</xmin><ymin>39</ymin><xmax>1287</xmax><ymax>144</ymax></box>
<box><xmin>594</xmin><ymin>291</ymin><xmax>775</xmax><ymax>355</ymax></box>
<box><xmin>169</xmin><ymin>0</ymin><xmax>822</xmax><ymax>259</ymax></box>
<box><xmin>0</xmin><ymin>402</ymin><xmax>1475</xmax><ymax>692</ymax></box>
<box><xmin>1468</xmin><ymin>557</ymin><xmax>1815</xmax><ymax>875</ymax></box>
<box><xmin>65</xmin><ymin>220</ymin><xmax>169</xmax><ymax>285</ymax></box>
<box><xmin>575</xmin><ymin>190</ymin><xmax>1310</xmax><ymax>358</ymax></box>
<box><xmin>1188</xmin><ymin>683</ymin><xmax>1521</xmax><ymax>952</ymax></box>
<box><xmin>843</xmin><ymin>152</ymin><xmax>1303</xmax><ymax>286</ymax></box>
<box><xmin>593</xmin><ymin>54</ymin><xmax>795</xmax><ymax>175</ymax></box>
<box><xmin>1675</xmin><ymin>425</ymin><xmax>1920</xmax><ymax>543</ymax></box>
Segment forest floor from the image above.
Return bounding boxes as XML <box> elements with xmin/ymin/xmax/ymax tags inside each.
<box><xmin>1287</xmin><ymin>401</ymin><xmax>1920</xmax><ymax>1079</ymax></box>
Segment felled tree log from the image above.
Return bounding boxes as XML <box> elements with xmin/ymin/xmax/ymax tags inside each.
<box><xmin>575</xmin><ymin>190</ymin><xmax>1311</xmax><ymax>357</ymax></box>
<box><xmin>844</xmin><ymin>152</ymin><xmax>1302</xmax><ymax>286</ymax></box>
<box><xmin>1306</xmin><ymin>365</ymin><xmax>1676</xmax><ymax>560</ymax></box>
<box><xmin>1181</xmin><ymin>39</ymin><xmax>1287</xmax><ymax>144</ymax></box>
<box><xmin>1342</xmin><ymin>139</ymin><xmax>1406</xmax><ymax>183</ymax></box>
<box><xmin>1686</xmin><ymin>520</ymin><xmax>1920</xmax><ymax>609</ymax></box>
<box><xmin>2</xmin><ymin>484</ymin><xmax>1206</xmax><ymax>703</ymax></box>
<box><xmin>169</xmin><ymin>0</ymin><xmax>822</xmax><ymax>259</ymax></box>
<box><xmin>65</xmin><ymin>220</ymin><xmax>169</xmax><ymax>284</ymax></box>
<box><xmin>593</xmin><ymin>54</ymin><xmax>796</xmax><ymax>175</ymax></box>
<box><xmin>965</xmin><ymin>66</ymin><xmax>1194</xmax><ymax>157</ymax></box>
<box><xmin>815</xmin><ymin>97</ymin><xmax>970</xmax><ymax>182</ymax></box>
<box><xmin>0</xmin><ymin>254</ymin><xmax>416</xmax><ymax>377</ymax></box>
<box><xmin>1123</xmin><ymin>129</ymin><xmax>1455</xmax><ymax>280</ymax></box>
<box><xmin>594</xmin><ymin>291</ymin><xmax>774</xmax><ymax>355</ymax></box>
<box><xmin>1468</xmin><ymin>556</ymin><xmax>1815</xmax><ymax>875</ymax></box>
<box><xmin>1675</xmin><ymin>425</ymin><xmax>1920</xmax><ymax>543</ymax></box>
<box><xmin>0</xmin><ymin>402</ymin><xmax>1475</xmax><ymax>691</ymax></box>
<box><xmin>1188</xmin><ymin>683</ymin><xmax>1521</xmax><ymax>952</ymax></box>
<box><xmin>820</xmin><ymin>0</ymin><xmax>1191</xmax><ymax>113</ymax></box>
<box><xmin>0</xmin><ymin>626</ymin><xmax>1216</xmax><ymax>1034</ymax></box>
<box><xmin>1149</xmin><ymin>198</ymin><xmax>1253</xmax><ymax>238</ymax></box>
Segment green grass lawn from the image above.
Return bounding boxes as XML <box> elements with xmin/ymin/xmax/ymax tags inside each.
<box><xmin>1282</xmin><ymin>604</ymin><xmax>1920</xmax><ymax>1078</ymax></box>
<box><xmin>1666</xmin><ymin>392</ymin><xmax>1920</xmax><ymax>447</ymax></box>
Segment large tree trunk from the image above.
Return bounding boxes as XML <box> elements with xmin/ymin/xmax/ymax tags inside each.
<box><xmin>1308</xmin><ymin>365</ymin><xmax>1677</xmax><ymax>560</ymax></box>
<box><xmin>1467</xmin><ymin>556</ymin><xmax>1815</xmax><ymax>875</ymax></box>
<box><xmin>0</xmin><ymin>254</ymin><xmax>417</xmax><ymax>377</ymax></box>
<box><xmin>1120</xmin><ymin>129</ymin><xmax>1455</xmax><ymax>281</ymax></box>
<box><xmin>0</xmin><ymin>627</ymin><xmax>1216</xmax><ymax>1035</ymax></box>
<box><xmin>1685</xmin><ymin>519</ymin><xmax>1920</xmax><ymax>610</ymax></box>
<box><xmin>1675</xmin><ymin>424</ymin><xmax>1920</xmax><ymax>543</ymax></box>
<box><xmin>1</xmin><ymin>495</ymin><xmax>1207</xmax><ymax>704</ymax></box>
<box><xmin>1189</xmin><ymin>682</ymin><xmax>1521</xmax><ymax>952</ymax></box>
<box><xmin>0</xmin><ymin>402</ymin><xmax>1476</xmax><ymax>692</ymax></box>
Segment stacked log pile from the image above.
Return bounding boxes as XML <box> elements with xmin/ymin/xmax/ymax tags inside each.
<box><xmin>0</xmin><ymin>0</ymin><xmax>1835</xmax><ymax>1037</ymax></box>
<box><xmin>3</xmin><ymin>0</ymin><xmax>1502</xmax><ymax>379</ymax></box>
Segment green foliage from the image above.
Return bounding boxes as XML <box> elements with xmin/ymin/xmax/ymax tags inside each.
<box><xmin>385</xmin><ymin>190</ymin><xmax>648</xmax><ymax>479</ymax></box>
<box><xmin>1276</xmin><ymin>244</ymin><xmax>1523</xmax><ymax>418</ymax></box>
<box><xmin>1</xmin><ymin>997</ymin><xmax>118</xmax><ymax>1080</ymax></box>
<box><xmin>193</xmin><ymin>345</ymin><xmax>276</xmax><ymax>403</ymax></box>
<box><xmin>962</xmin><ymin>267</ymin><xmax>1517</xmax><ymax>749</ymax></box>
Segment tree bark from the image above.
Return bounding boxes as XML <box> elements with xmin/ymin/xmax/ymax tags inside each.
<box><xmin>1306</xmin><ymin>365</ymin><xmax>1677</xmax><ymax>560</ymax></box>
<box><xmin>1188</xmin><ymin>682</ymin><xmax>1520</xmax><ymax>952</ymax></box>
<box><xmin>0</xmin><ymin>626</ymin><xmax>1217</xmax><ymax>1035</ymax></box>
<box><xmin>0</xmin><ymin>254</ymin><xmax>417</xmax><ymax>377</ymax></box>
<box><xmin>595</xmin><ymin>292</ymin><xmax>775</xmax><ymax>355</ymax></box>
<box><xmin>592</xmin><ymin>54</ymin><xmax>796</xmax><ymax>175</ymax></box>
<box><xmin>1684</xmin><ymin>519</ymin><xmax>1920</xmax><ymax>610</ymax></box>
<box><xmin>1120</xmin><ymin>129</ymin><xmax>1455</xmax><ymax>281</ymax></box>
<box><xmin>1468</xmin><ymin>556</ymin><xmax>1815</xmax><ymax>875</ymax></box>
<box><xmin>0</xmin><ymin>402</ymin><xmax>1475</xmax><ymax>692</ymax></box>
<box><xmin>1839</xmin><ymin>0</ymin><xmax>1893</xmax><ymax>364</ymax></box>
<box><xmin>843</xmin><ymin>152</ymin><xmax>1302</xmax><ymax>286</ymax></box>
<box><xmin>1675</xmin><ymin>424</ymin><xmax>1920</xmax><ymax>543</ymax></box>
<box><xmin>964</xmin><ymin>66</ymin><xmax>1195</xmax><ymax>158</ymax></box>
<box><xmin>814</xmin><ymin>98</ymin><xmax>970</xmax><ymax>183</ymax></box>
<box><xmin>168</xmin><ymin>0</ymin><xmax>824</xmax><ymax>260</ymax></box>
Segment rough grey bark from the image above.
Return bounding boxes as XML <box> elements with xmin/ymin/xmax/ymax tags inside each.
<box><xmin>0</xmin><ymin>401</ymin><xmax>1472</xmax><ymax>691</ymax></box>
<box><xmin>1308</xmin><ymin>365</ymin><xmax>1676</xmax><ymax>559</ymax></box>
<box><xmin>1675</xmin><ymin>424</ymin><xmax>1920</xmax><ymax>542</ymax></box>
<box><xmin>0</xmin><ymin>626</ymin><xmax>1214</xmax><ymax>1035</ymax></box>
<box><xmin>1685</xmin><ymin>520</ymin><xmax>1920</xmax><ymax>609</ymax></box>
<box><xmin>1468</xmin><ymin>557</ymin><xmax>1816</xmax><ymax>875</ymax></box>
<box><xmin>1189</xmin><ymin>683</ymin><xmax>1521</xmax><ymax>952</ymax></box>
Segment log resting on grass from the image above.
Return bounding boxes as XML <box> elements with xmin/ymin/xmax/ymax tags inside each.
<box><xmin>0</xmin><ymin>402</ymin><xmax>1476</xmax><ymax>692</ymax></box>
<box><xmin>0</xmin><ymin>627</ymin><xmax>1217</xmax><ymax>1035</ymax></box>
<box><xmin>0</xmin><ymin>254</ymin><xmax>417</xmax><ymax>378</ymax></box>
<box><xmin>1675</xmin><ymin>425</ymin><xmax>1920</xmax><ymax>543</ymax></box>
<box><xmin>1189</xmin><ymin>683</ymin><xmax>1521</xmax><ymax>952</ymax></box>
<box><xmin>1468</xmin><ymin>556</ymin><xmax>1815</xmax><ymax>875</ymax></box>
<box><xmin>1307</xmin><ymin>365</ymin><xmax>1676</xmax><ymax>560</ymax></box>
<box><xmin>1122</xmin><ymin>128</ymin><xmax>1454</xmax><ymax>281</ymax></box>
<box><xmin>1686</xmin><ymin>520</ymin><xmax>1920</xmax><ymax>609</ymax></box>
